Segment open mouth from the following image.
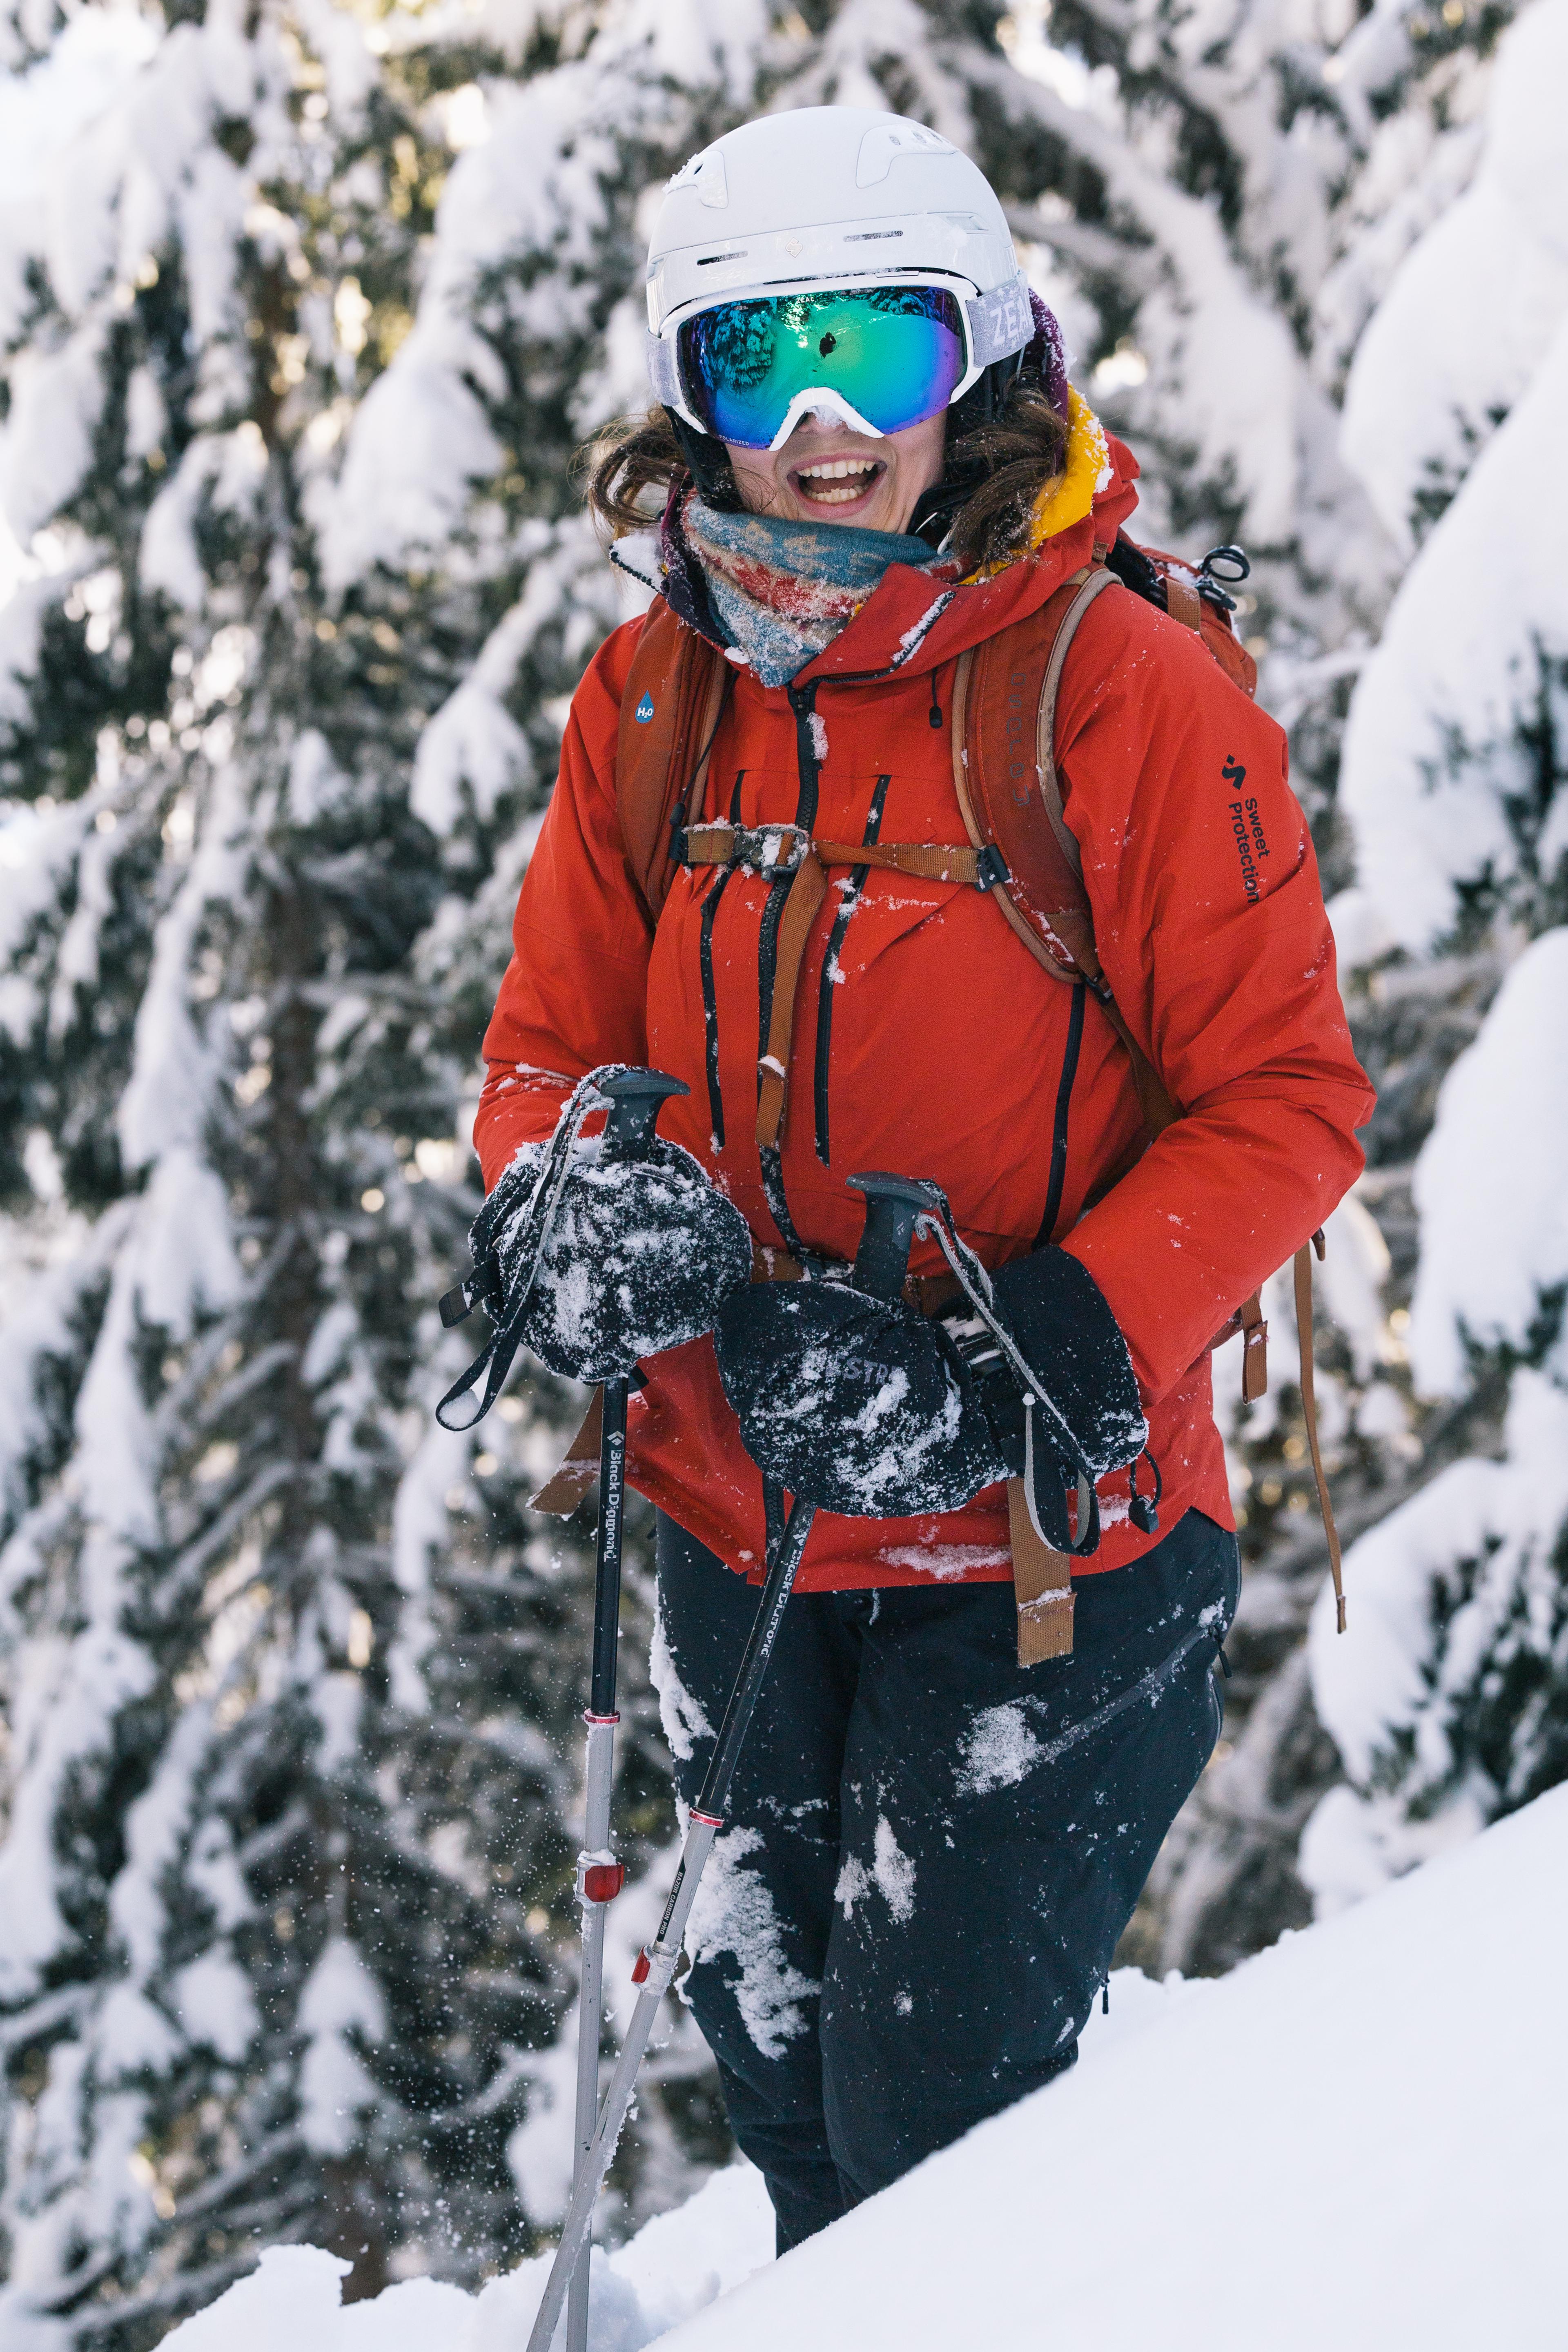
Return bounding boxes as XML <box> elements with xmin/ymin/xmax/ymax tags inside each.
<box><xmin>790</xmin><ymin>456</ymin><xmax>886</xmax><ymax>509</ymax></box>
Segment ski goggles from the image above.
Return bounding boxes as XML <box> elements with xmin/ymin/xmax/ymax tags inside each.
<box><xmin>676</xmin><ymin>284</ymin><xmax>970</xmax><ymax>451</ymax></box>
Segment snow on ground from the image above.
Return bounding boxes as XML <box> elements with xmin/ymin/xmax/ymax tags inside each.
<box><xmin>162</xmin><ymin>1783</ymin><xmax>1568</xmax><ymax>2349</ymax></box>
<box><xmin>159</xmin><ymin>2159</ymin><xmax>775</xmax><ymax>2352</ymax></box>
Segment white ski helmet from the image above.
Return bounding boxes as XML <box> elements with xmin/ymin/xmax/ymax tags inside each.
<box><xmin>645</xmin><ymin>107</ymin><xmax>1033</xmax><ymax>444</ymax></box>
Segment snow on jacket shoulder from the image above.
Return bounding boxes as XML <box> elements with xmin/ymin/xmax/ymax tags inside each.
<box><xmin>475</xmin><ymin>450</ymin><xmax>1374</xmax><ymax>1592</ymax></box>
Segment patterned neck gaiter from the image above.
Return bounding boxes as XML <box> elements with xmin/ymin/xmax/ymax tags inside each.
<box><xmin>677</xmin><ymin>493</ymin><xmax>954</xmax><ymax>688</ymax></box>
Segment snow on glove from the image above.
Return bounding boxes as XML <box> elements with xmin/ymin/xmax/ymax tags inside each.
<box><xmin>943</xmin><ymin>1244</ymin><xmax>1148</xmax><ymax>1554</ymax></box>
<box><xmin>713</xmin><ymin>1277</ymin><xmax>1007</xmax><ymax>1520</ymax></box>
<box><xmin>436</xmin><ymin>1067</ymin><xmax>752</xmax><ymax>1427</ymax></box>
<box><xmin>504</xmin><ymin>1135</ymin><xmax>751</xmax><ymax>1380</ymax></box>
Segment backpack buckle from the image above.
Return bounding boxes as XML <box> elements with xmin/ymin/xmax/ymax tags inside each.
<box><xmin>732</xmin><ymin>822</ymin><xmax>809</xmax><ymax>881</ymax></box>
<box><xmin>975</xmin><ymin>842</ymin><xmax>1010</xmax><ymax>892</ymax></box>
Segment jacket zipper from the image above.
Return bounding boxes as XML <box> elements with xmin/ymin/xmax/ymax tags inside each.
<box><xmin>1036</xmin><ymin>977</ymin><xmax>1087</xmax><ymax>1244</ymax></box>
<box><xmin>699</xmin><ymin>770</ymin><xmax>746</xmax><ymax>1148</ymax></box>
<box><xmin>813</xmin><ymin>774</ymin><xmax>891</xmax><ymax>1166</ymax></box>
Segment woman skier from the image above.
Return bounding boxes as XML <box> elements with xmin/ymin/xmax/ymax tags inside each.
<box><xmin>469</xmin><ymin>107</ymin><xmax>1374</xmax><ymax>2251</ymax></box>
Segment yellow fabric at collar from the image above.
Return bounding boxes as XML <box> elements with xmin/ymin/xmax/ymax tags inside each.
<box><xmin>966</xmin><ymin>384</ymin><xmax>1112</xmax><ymax>582</ymax></box>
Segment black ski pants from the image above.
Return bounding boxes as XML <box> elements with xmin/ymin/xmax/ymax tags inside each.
<box><xmin>653</xmin><ymin>1506</ymin><xmax>1239</xmax><ymax>2254</ymax></box>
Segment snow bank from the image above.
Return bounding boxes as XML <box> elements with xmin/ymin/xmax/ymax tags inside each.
<box><xmin>657</xmin><ymin>1786</ymin><xmax>1567</xmax><ymax>2352</ymax></box>
<box><xmin>163</xmin><ymin>1788</ymin><xmax>1567</xmax><ymax>2349</ymax></box>
<box><xmin>160</xmin><ymin>2159</ymin><xmax>775</xmax><ymax>2352</ymax></box>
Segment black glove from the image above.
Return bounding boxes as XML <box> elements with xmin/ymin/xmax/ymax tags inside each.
<box><xmin>713</xmin><ymin>1276</ymin><xmax>1007</xmax><ymax>1520</ymax></box>
<box><xmin>942</xmin><ymin>1244</ymin><xmax>1148</xmax><ymax>1552</ymax></box>
<box><xmin>437</xmin><ymin>1068</ymin><xmax>752</xmax><ymax>1427</ymax></box>
<box><xmin>488</xmin><ymin>1135</ymin><xmax>751</xmax><ymax>1382</ymax></box>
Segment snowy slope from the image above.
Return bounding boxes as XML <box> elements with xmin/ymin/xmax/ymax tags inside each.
<box><xmin>161</xmin><ymin>1784</ymin><xmax>1568</xmax><ymax>2351</ymax></box>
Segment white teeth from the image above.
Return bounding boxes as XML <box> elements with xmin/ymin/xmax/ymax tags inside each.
<box><xmin>795</xmin><ymin>457</ymin><xmax>880</xmax><ymax>505</ymax></box>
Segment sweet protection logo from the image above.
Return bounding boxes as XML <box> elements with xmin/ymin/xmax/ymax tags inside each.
<box><xmin>1221</xmin><ymin>754</ymin><xmax>1269</xmax><ymax>904</ymax></box>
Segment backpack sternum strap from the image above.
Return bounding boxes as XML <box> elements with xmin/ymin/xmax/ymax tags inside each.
<box><xmin>685</xmin><ymin>821</ymin><xmax>985</xmax><ymax>890</ymax></box>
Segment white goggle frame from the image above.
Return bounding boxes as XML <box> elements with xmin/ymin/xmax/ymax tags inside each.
<box><xmin>646</xmin><ymin>270</ymin><xmax>1031</xmax><ymax>447</ymax></box>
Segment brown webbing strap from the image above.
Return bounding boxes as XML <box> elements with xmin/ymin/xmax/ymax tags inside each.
<box><xmin>1239</xmin><ymin>1289</ymin><xmax>1270</xmax><ymax>1403</ymax></box>
<box><xmin>1294</xmin><ymin>1233</ymin><xmax>1347</xmax><ymax>1632</ymax></box>
<box><xmin>679</xmin><ymin>661</ymin><xmax>732</xmax><ymax>841</ymax></box>
<box><xmin>1033</xmin><ymin>566</ymin><xmax>1120</xmax><ymax>885</ymax></box>
<box><xmin>950</xmin><ymin>643</ymin><xmax>1083</xmax><ymax>983</ymax></box>
<box><xmin>615</xmin><ymin>610</ymin><xmax>729</xmax><ymax>925</ymax></box>
<box><xmin>748</xmin><ymin>1240</ymin><xmax>959</xmax><ymax>1318</ymax></box>
<box><xmin>686</xmin><ymin>826</ymin><xmax>982</xmax><ymax>888</ymax></box>
<box><xmin>1009</xmin><ymin>1480</ymin><xmax>1074</xmax><ymax>1664</ymax></box>
<box><xmin>754</xmin><ymin>852</ymin><xmax>829</xmax><ymax>1148</ymax></box>
<box><xmin>1004</xmin><ymin>577</ymin><xmax>1273</xmax><ymax>1391</ymax></box>
<box><xmin>530</xmin><ymin>1384</ymin><xmax>604</xmax><ymax>1516</ymax></box>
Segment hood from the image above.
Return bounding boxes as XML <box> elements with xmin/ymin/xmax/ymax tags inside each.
<box><xmin>612</xmin><ymin>388</ymin><xmax>1141</xmax><ymax>688</ymax></box>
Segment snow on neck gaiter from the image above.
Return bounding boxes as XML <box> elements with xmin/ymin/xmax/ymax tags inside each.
<box><xmin>679</xmin><ymin>493</ymin><xmax>952</xmax><ymax>688</ymax></box>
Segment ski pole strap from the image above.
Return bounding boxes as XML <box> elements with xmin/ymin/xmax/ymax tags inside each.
<box><xmin>434</xmin><ymin>1065</ymin><xmax>633</xmax><ymax>1432</ymax></box>
<box><xmin>1294</xmin><ymin>1234</ymin><xmax>1347</xmax><ymax>1633</ymax></box>
<box><xmin>910</xmin><ymin>1191</ymin><xmax>1106</xmax><ymax>1558</ymax></box>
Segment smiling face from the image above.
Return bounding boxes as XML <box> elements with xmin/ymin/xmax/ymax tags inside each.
<box><xmin>724</xmin><ymin>406</ymin><xmax>948</xmax><ymax>536</ymax></box>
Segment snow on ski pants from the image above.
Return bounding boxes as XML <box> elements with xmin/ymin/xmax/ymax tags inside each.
<box><xmin>653</xmin><ymin>1506</ymin><xmax>1241</xmax><ymax>2252</ymax></box>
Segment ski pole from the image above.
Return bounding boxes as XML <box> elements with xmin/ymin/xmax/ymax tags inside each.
<box><xmin>524</xmin><ymin>1172</ymin><xmax>926</xmax><ymax>2352</ymax></box>
<box><xmin>558</xmin><ymin>1070</ymin><xmax>687</xmax><ymax>2352</ymax></box>
<box><xmin>526</xmin><ymin>1485</ymin><xmax>814</xmax><ymax>2352</ymax></box>
<box><xmin>564</xmin><ymin>1372</ymin><xmax>626</xmax><ymax>2352</ymax></box>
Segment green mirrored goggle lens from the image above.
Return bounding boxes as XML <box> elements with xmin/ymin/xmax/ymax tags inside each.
<box><xmin>679</xmin><ymin>286</ymin><xmax>967</xmax><ymax>448</ymax></box>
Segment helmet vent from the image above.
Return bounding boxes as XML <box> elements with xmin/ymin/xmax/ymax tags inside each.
<box><xmin>696</xmin><ymin>250</ymin><xmax>749</xmax><ymax>267</ymax></box>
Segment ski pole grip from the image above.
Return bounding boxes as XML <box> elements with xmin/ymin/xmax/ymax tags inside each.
<box><xmin>597</xmin><ymin>1068</ymin><xmax>688</xmax><ymax>1162</ymax></box>
<box><xmin>846</xmin><ymin>1171</ymin><xmax>944</xmax><ymax>1304</ymax></box>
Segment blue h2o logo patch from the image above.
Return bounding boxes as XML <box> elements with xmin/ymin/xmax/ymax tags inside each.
<box><xmin>635</xmin><ymin>692</ymin><xmax>655</xmax><ymax>725</ymax></box>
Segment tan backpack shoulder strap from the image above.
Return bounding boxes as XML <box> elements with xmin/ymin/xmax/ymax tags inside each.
<box><xmin>959</xmin><ymin>557</ymin><xmax>1275</xmax><ymax>1399</ymax></box>
<box><xmin>1032</xmin><ymin>563</ymin><xmax>1120</xmax><ymax>883</ymax></box>
<box><xmin>958</xmin><ymin>564</ymin><xmax>1181</xmax><ymax>1139</ymax></box>
<box><xmin>953</xmin><ymin>572</ymin><xmax>1096</xmax><ymax>983</ymax></box>
<box><xmin>1164</xmin><ymin>573</ymin><xmax>1203</xmax><ymax>631</ymax></box>
<box><xmin>615</xmin><ymin>599</ymin><xmax>729</xmax><ymax>927</ymax></box>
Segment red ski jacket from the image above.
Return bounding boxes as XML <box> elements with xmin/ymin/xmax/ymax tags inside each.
<box><xmin>474</xmin><ymin>440</ymin><xmax>1373</xmax><ymax>1590</ymax></box>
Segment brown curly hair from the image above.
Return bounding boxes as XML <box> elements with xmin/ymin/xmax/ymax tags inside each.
<box><xmin>579</xmin><ymin>375</ymin><xmax>1069</xmax><ymax>579</ymax></box>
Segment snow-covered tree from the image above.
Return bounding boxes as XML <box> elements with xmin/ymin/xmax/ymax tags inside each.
<box><xmin>959</xmin><ymin>0</ymin><xmax>1559</xmax><ymax>1974</ymax></box>
<box><xmin>0</xmin><ymin>5</ymin><xmax>716</xmax><ymax>2339</ymax></box>
<box><xmin>1298</xmin><ymin>0</ymin><xmax>1568</xmax><ymax>1913</ymax></box>
<box><xmin>5</xmin><ymin>0</ymin><xmax>1561</xmax><ymax>2330</ymax></box>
